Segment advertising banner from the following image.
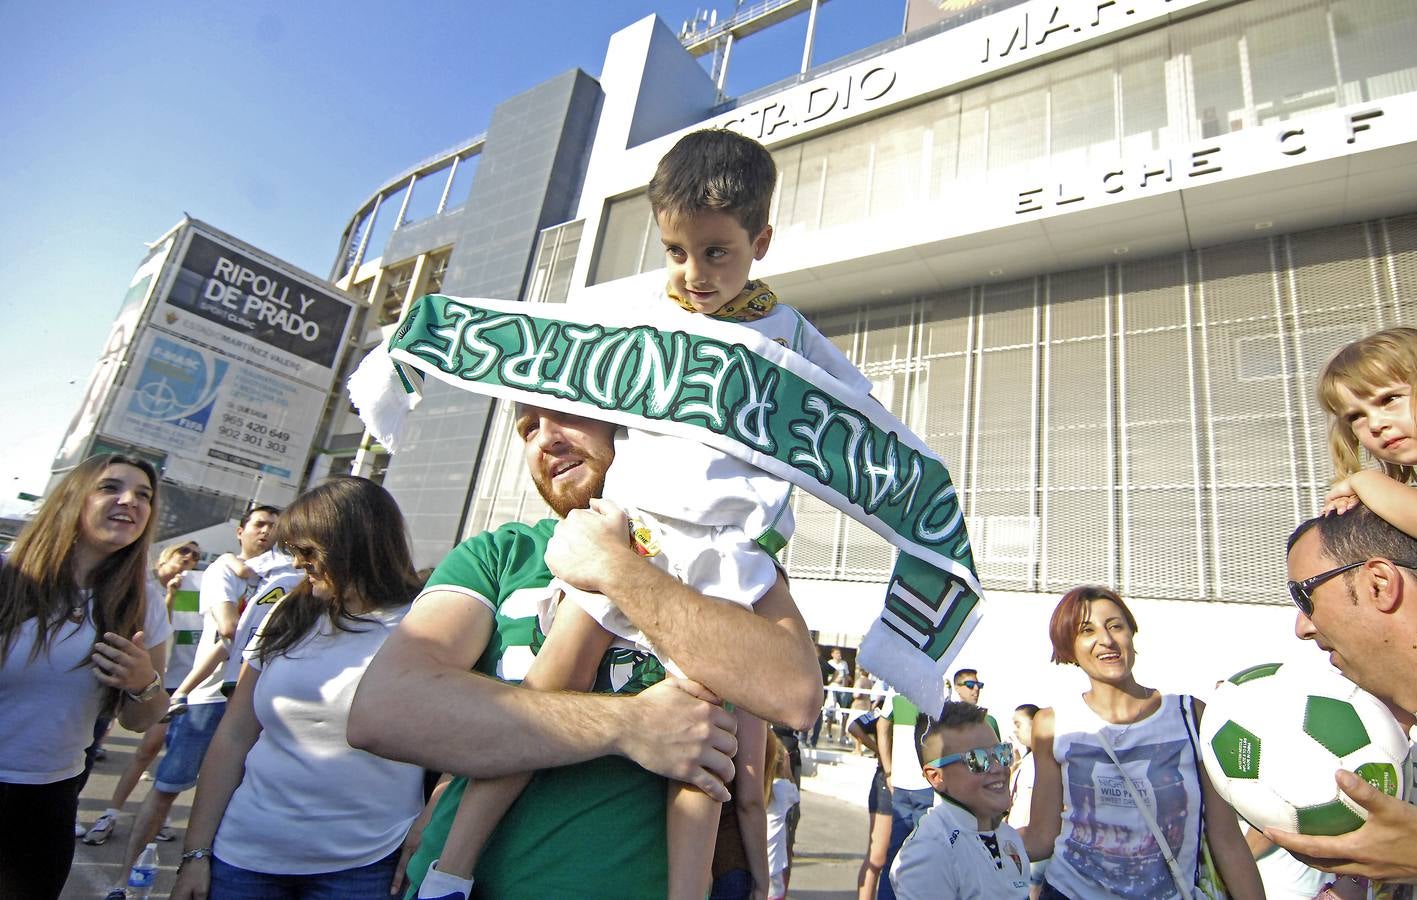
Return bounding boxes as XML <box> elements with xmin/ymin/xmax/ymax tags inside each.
<box><xmin>157</xmin><ymin>232</ymin><xmax>355</xmax><ymax>386</ymax></box>
<box><xmin>103</xmin><ymin>329</ymin><xmax>326</xmax><ymax>499</ymax></box>
<box><xmin>80</xmin><ymin>221</ymin><xmax>356</xmax><ymax>508</ymax></box>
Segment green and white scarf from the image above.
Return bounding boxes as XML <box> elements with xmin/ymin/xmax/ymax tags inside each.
<box><xmin>349</xmin><ymin>294</ymin><xmax>984</xmax><ymax>712</ymax></box>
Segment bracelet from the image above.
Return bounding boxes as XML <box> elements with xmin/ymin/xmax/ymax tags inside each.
<box><xmin>125</xmin><ymin>672</ymin><xmax>163</xmax><ymax>703</ymax></box>
<box><xmin>179</xmin><ymin>848</ymin><xmax>214</xmax><ymax>865</ymax></box>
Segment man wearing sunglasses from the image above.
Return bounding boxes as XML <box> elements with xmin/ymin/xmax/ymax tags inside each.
<box><xmin>1266</xmin><ymin>503</ymin><xmax>1417</xmax><ymax>884</ymax></box>
<box><xmin>889</xmin><ymin>701</ymin><xmax>1030</xmax><ymax>899</ymax></box>
<box><xmin>953</xmin><ymin>668</ymin><xmax>1001</xmax><ymax>739</ymax></box>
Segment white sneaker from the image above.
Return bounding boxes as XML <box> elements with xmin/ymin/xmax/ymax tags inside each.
<box><xmin>74</xmin><ymin>820</ymin><xmax>84</xmax><ymax>838</ymax></box>
<box><xmin>155</xmin><ymin>824</ymin><xmax>177</xmax><ymax>842</ymax></box>
<box><xmin>82</xmin><ymin>812</ymin><xmax>117</xmax><ymax>845</ymax></box>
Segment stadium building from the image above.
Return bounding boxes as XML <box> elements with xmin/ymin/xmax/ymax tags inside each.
<box><xmin>320</xmin><ymin>0</ymin><xmax>1417</xmax><ymax>705</ymax></box>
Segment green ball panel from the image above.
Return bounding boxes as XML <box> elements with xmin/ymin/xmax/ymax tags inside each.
<box><xmin>1228</xmin><ymin>662</ymin><xmax>1283</xmax><ymax>685</ymax></box>
<box><xmin>1354</xmin><ymin>762</ymin><xmax>1401</xmax><ymax>798</ymax></box>
<box><xmin>1296</xmin><ymin>799</ymin><xmax>1364</xmax><ymax>836</ymax></box>
<box><xmin>1303</xmin><ymin>696</ymin><xmax>1370</xmax><ymax>757</ymax></box>
<box><xmin>1210</xmin><ymin>721</ymin><xmax>1262</xmax><ymax>780</ymax></box>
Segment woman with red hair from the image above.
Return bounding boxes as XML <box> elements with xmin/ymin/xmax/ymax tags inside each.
<box><xmin>1023</xmin><ymin>586</ymin><xmax>1261</xmax><ymax>899</ymax></box>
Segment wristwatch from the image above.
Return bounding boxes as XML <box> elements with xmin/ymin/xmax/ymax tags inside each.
<box><xmin>126</xmin><ymin>672</ymin><xmax>163</xmax><ymax>703</ymax></box>
<box><xmin>180</xmin><ymin>848</ymin><xmax>214</xmax><ymax>865</ymax></box>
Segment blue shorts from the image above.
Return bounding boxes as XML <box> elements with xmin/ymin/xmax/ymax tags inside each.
<box><xmin>867</xmin><ymin>766</ymin><xmax>891</xmax><ymax>815</ymax></box>
<box><xmin>154</xmin><ymin>701</ymin><xmax>225</xmax><ymax>793</ymax></box>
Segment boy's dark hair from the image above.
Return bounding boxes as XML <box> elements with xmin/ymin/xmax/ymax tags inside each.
<box><xmin>647</xmin><ymin>129</ymin><xmax>777</xmax><ymax>236</ymax></box>
<box><xmin>1015</xmin><ymin>703</ymin><xmax>1041</xmax><ymax>718</ymax></box>
<box><xmin>953</xmin><ymin>668</ymin><xmax>978</xmax><ymax>683</ymax></box>
<box><xmin>917</xmin><ymin>700</ymin><xmax>988</xmax><ymax>766</ymax></box>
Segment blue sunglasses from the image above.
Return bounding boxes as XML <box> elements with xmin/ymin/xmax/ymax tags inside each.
<box><xmin>924</xmin><ymin>742</ymin><xmax>1014</xmax><ymax>774</ymax></box>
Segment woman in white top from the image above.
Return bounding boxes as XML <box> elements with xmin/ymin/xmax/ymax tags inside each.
<box><xmin>171</xmin><ymin>476</ymin><xmax>425</xmax><ymax>899</ymax></box>
<box><xmin>0</xmin><ymin>454</ymin><xmax>172</xmax><ymax>899</ymax></box>
<box><xmin>1026</xmin><ymin>585</ymin><xmax>1262</xmax><ymax>900</ymax></box>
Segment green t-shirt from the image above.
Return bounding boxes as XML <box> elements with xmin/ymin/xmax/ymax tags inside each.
<box><xmin>404</xmin><ymin>520</ymin><xmax>668</xmax><ymax>899</ymax></box>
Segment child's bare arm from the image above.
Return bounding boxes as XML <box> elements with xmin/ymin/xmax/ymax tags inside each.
<box><xmin>436</xmin><ymin>599</ymin><xmax>614</xmax><ymax>880</ymax></box>
<box><xmin>520</xmin><ymin>598</ymin><xmax>612</xmax><ymax>692</ymax></box>
<box><xmin>1329</xmin><ymin>469</ymin><xmax>1417</xmax><ymax>537</ymax></box>
<box><xmin>171</xmin><ymin>638</ymin><xmax>229</xmax><ymax>698</ymax></box>
<box><xmin>732</xmin><ymin>713</ymin><xmax>770</xmax><ymax>899</ymax></box>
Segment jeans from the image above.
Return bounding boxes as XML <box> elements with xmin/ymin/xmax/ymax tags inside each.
<box><xmin>709</xmin><ymin>867</ymin><xmax>753</xmax><ymax>899</ymax></box>
<box><xmin>154</xmin><ymin>701</ymin><xmax>225</xmax><ymax>793</ymax></box>
<box><xmin>209</xmin><ymin>852</ymin><xmax>399</xmax><ymax>899</ymax></box>
<box><xmin>875</xmin><ymin>786</ymin><xmax>934</xmax><ymax>900</ymax></box>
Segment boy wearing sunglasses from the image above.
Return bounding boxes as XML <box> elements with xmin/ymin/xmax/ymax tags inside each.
<box><xmin>889</xmin><ymin>702</ymin><xmax>1030</xmax><ymax>899</ymax></box>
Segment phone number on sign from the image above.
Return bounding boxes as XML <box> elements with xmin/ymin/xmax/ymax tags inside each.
<box><xmin>216</xmin><ymin>414</ymin><xmax>290</xmax><ymax>455</ymax></box>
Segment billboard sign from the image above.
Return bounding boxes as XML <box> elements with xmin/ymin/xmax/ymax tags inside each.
<box><xmin>102</xmin><ymin>329</ymin><xmax>326</xmax><ymax>498</ymax></box>
<box><xmin>85</xmin><ymin>220</ymin><xmax>356</xmax><ymax>507</ymax></box>
<box><xmin>157</xmin><ymin>232</ymin><xmax>355</xmax><ymax>384</ymax></box>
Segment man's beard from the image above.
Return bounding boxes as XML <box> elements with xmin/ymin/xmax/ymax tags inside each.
<box><xmin>532</xmin><ymin>464</ymin><xmax>607</xmax><ymax>518</ymax></box>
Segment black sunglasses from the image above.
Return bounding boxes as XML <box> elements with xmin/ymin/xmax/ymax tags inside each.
<box><xmin>1289</xmin><ymin>559</ymin><xmax>1417</xmax><ymax>616</ymax></box>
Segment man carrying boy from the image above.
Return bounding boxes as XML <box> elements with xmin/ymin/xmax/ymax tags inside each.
<box><xmin>350</xmin><ymin>403</ymin><xmax>821</xmax><ymax>898</ymax></box>
<box><xmin>890</xmin><ymin>701</ymin><xmax>1030</xmax><ymax>900</ymax></box>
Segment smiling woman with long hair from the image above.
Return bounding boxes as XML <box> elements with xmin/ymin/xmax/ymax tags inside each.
<box><xmin>0</xmin><ymin>454</ymin><xmax>173</xmax><ymax>899</ymax></box>
<box><xmin>171</xmin><ymin>476</ymin><xmax>426</xmax><ymax>899</ymax></box>
<box><xmin>1024</xmin><ymin>586</ymin><xmax>1262</xmax><ymax>900</ymax></box>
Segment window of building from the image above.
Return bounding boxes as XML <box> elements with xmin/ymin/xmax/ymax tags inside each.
<box><xmin>1332</xmin><ymin>0</ymin><xmax>1417</xmax><ymax>103</ymax></box>
<box><xmin>378</xmin><ymin>263</ymin><xmax>414</xmax><ymax>326</ymax></box>
<box><xmin>526</xmin><ymin>220</ymin><xmax>584</xmax><ymax>303</ymax></box>
<box><xmin>591</xmin><ymin>193</ymin><xmax>656</xmax><ymax>285</ymax></box>
<box><xmin>424</xmin><ymin>249</ymin><xmax>451</xmax><ymax>295</ymax></box>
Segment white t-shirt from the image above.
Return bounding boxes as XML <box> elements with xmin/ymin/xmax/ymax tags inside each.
<box><xmin>766</xmin><ymin>777</ymin><xmax>800</xmax><ymax>877</ymax></box>
<box><xmin>165</xmin><ymin>568</ymin><xmax>204</xmax><ymax>691</ymax></box>
<box><xmin>1007</xmin><ymin>751</ymin><xmax>1035</xmax><ymax>829</ymax></box>
<box><xmin>186</xmin><ymin>558</ymin><xmax>261</xmax><ymax>706</ymax></box>
<box><xmin>883</xmin><ymin>694</ymin><xmax>930</xmax><ymax>792</ymax></box>
<box><xmin>213</xmin><ymin>603</ymin><xmax>423</xmax><ymax>874</ymax></box>
<box><xmin>219</xmin><ymin>550</ymin><xmax>304</xmax><ymax>690</ymax></box>
<box><xmin>0</xmin><ymin>580</ymin><xmax>171</xmax><ymax>783</ymax></box>
<box><xmin>890</xmin><ymin>799</ymin><xmax>1031</xmax><ymax>899</ymax></box>
<box><xmin>1247</xmin><ymin>825</ymin><xmax>1326</xmax><ymax>899</ymax></box>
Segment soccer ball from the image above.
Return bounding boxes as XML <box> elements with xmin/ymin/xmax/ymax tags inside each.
<box><xmin>1199</xmin><ymin>662</ymin><xmax>1410</xmax><ymax>835</ymax></box>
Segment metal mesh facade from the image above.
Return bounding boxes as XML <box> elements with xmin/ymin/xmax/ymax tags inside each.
<box><xmin>470</xmin><ymin>213</ymin><xmax>1417</xmax><ymax>606</ymax></box>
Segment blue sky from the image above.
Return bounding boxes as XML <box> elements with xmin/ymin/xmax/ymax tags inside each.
<box><xmin>0</xmin><ymin>1</ymin><xmax>900</xmax><ymax>515</ymax></box>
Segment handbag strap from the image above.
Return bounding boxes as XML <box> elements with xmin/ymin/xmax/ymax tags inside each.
<box><xmin>1096</xmin><ymin>726</ymin><xmax>1194</xmax><ymax>900</ymax></box>
<box><xmin>1178</xmin><ymin>696</ymin><xmax>1212</xmax><ymax>860</ymax></box>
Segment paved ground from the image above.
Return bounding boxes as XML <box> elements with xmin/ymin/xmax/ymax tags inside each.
<box><xmin>64</xmin><ymin>728</ymin><xmax>873</xmax><ymax>899</ymax></box>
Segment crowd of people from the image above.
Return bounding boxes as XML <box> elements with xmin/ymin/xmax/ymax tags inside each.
<box><xmin>2</xmin><ymin>122</ymin><xmax>1415</xmax><ymax>900</ymax></box>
